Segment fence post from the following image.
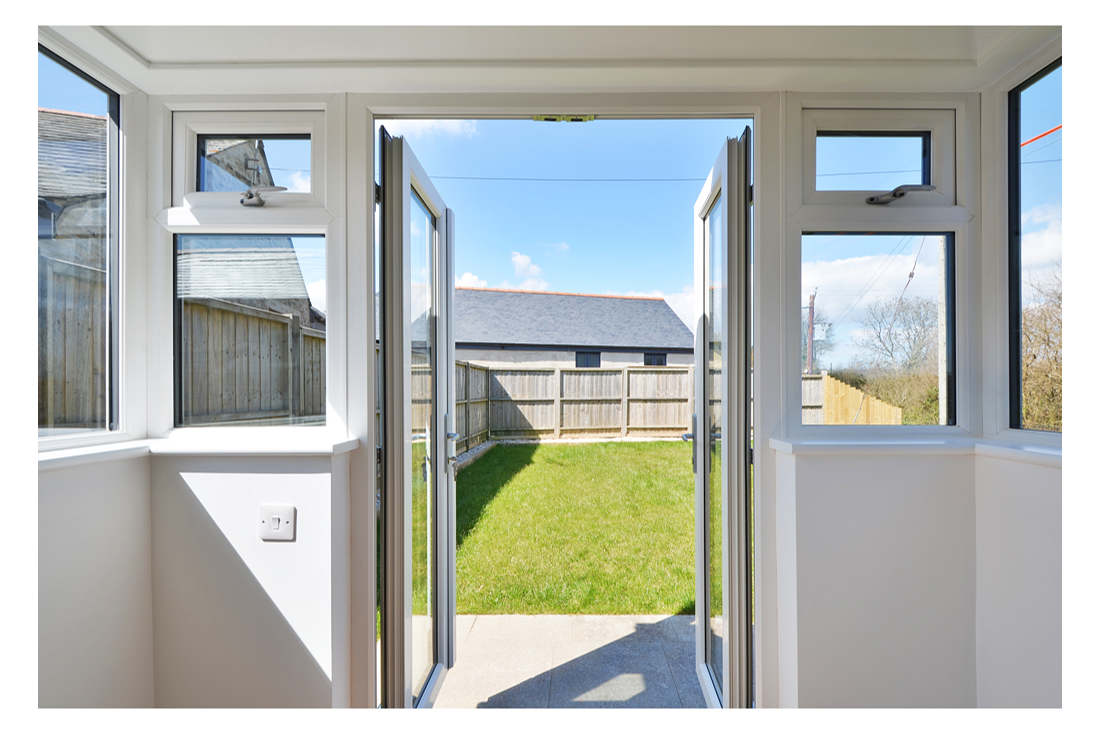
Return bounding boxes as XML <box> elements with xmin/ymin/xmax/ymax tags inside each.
<box><xmin>553</xmin><ymin>367</ymin><xmax>562</xmax><ymax>438</ymax></box>
<box><xmin>287</xmin><ymin>314</ymin><xmax>302</xmax><ymax>419</ymax></box>
<box><xmin>463</xmin><ymin>362</ymin><xmax>471</xmax><ymax>453</ymax></box>
<box><xmin>620</xmin><ymin>367</ymin><xmax>629</xmax><ymax>436</ymax></box>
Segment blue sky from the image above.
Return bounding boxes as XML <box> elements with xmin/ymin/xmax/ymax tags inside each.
<box><xmin>376</xmin><ymin>118</ymin><xmax>753</xmax><ymax>327</ymax></box>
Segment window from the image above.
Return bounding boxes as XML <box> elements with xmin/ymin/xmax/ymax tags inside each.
<box><xmin>801</xmin><ymin>108</ymin><xmax>954</xmax><ymax>206</ymax></box>
<box><xmin>576</xmin><ymin>351</ymin><xmax>600</xmax><ymax>368</ymax></box>
<box><xmin>815</xmin><ymin>132</ymin><xmax>930</xmax><ymax>191</ymax></box>
<box><xmin>644</xmin><ymin>352</ymin><xmax>667</xmax><ymax>366</ymax></box>
<box><xmin>171</xmin><ymin>110</ymin><xmax>325</xmax><ymax>206</ymax></box>
<box><xmin>38</xmin><ymin>46</ymin><xmax>119</xmax><ymax>436</ymax></box>
<box><xmin>197</xmin><ymin>134</ymin><xmax>311</xmax><ymax>192</ymax></box>
<box><xmin>1009</xmin><ymin>60</ymin><xmax>1062</xmax><ymax>433</ymax></box>
<box><xmin>800</xmin><ymin>233</ymin><xmax>955</xmax><ymax>426</ymax></box>
<box><xmin>174</xmin><ymin>234</ymin><xmax>327</xmax><ymax>426</ymax></box>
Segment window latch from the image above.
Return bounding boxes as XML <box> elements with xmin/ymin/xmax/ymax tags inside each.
<box><xmin>240</xmin><ymin>185</ymin><xmax>288</xmax><ymax>207</ymax></box>
<box><xmin>865</xmin><ymin>184</ymin><xmax>935</xmax><ymax>206</ymax></box>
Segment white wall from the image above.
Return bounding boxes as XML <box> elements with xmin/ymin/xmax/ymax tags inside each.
<box><xmin>39</xmin><ymin>456</ymin><xmax>155</xmax><ymax>707</ymax></box>
<box><xmin>150</xmin><ymin>455</ymin><xmax>343</xmax><ymax>707</ymax></box>
<box><xmin>456</xmin><ymin>347</ymin><xmax>693</xmax><ymax>368</ymax></box>
<box><xmin>975</xmin><ymin>453</ymin><xmax>1061</xmax><ymax>707</ymax></box>
<box><xmin>775</xmin><ymin>449</ymin><xmax>977</xmax><ymax>707</ymax></box>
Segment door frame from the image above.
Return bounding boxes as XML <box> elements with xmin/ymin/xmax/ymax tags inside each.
<box><xmin>379</xmin><ymin>130</ymin><xmax>455</xmax><ymax>708</ymax></box>
<box><xmin>361</xmin><ymin>98</ymin><xmax>776</xmax><ymax>707</ymax></box>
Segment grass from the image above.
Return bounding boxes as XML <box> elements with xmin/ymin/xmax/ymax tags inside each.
<box><xmin>455</xmin><ymin>441</ymin><xmax>697</xmax><ymax>615</ymax></box>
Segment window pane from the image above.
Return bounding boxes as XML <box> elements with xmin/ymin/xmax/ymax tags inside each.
<box><xmin>576</xmin><ymin>351</ymin><xmax>599</xmax><ymax>368</ymax></box>
<box><xmin>1014</xmin><ymin>64</ymin><xmax>1062</xmax><ymax>432</ymax></box>
<box><xmin>38</xmin><ymin>49</ymin><xmax>116</xmax><ymax>436</ymax></box>
<box><xmin>175</xmin><ymin>234</ymin><xmax>326</xmax><ymax>426</ymax></box>
<box><xmin>644</xmin><ymin>352</ymin><xmax>666</xmax><ymax>366</ymax></box>
<box><xmin>800</xmin><ymin>233</ymin><xmax>955</xmax><ymax>426</ymax></box>
<box><xmin>197</xmin><ymin>135</ymin><xmax>311</xmax><ymax>192</ymax></box>
<box><xmin>816</xmin><ymin>133</ymin><xmax>929</xmax><ymax>191</ymax></box>
<box><xmin>409</xmin><ymin>190</ymin><xmax>435</xmax><ymax>699</ymax></box>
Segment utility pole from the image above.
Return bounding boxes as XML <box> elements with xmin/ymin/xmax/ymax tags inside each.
<box><xmin>805</xmin><ymin>290</ymin><xmax>816</xmax><ymax>374</ymax></box>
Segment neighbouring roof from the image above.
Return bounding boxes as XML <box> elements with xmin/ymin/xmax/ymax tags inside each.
<box><xmin>176</xmin><ymin>236</ymin><xmax>309</xmax><ymax>301</ymax></box>
<box><xmin>454</xmin><ymin>287</ymin><xmax>693</xmax><ymax>351</ymax></box>
<box><xmin>38</xmin><ymin>108</ymin><xmax>107</xmax><ymax>200</ymax></box>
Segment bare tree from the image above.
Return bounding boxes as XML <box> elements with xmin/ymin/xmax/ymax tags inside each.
<box><xmin>1021</xmin><ymin>269</ymin><xmax>1062</xmax><ymax>431</ymax></box>
<box><xmin>855</xmin><ymin>296</ymin><xmax>939</xmax><ymax>372</ymax></box>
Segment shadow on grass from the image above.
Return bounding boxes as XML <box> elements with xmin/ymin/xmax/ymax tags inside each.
<box><xmin>456</xmin><ymin>443</ymin><xmax>538</xmax><ymax>550</ymax></box>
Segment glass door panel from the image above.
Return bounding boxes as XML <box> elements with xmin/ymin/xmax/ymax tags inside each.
<box><xmin>693</xmin><ymin>128</ymin><xmax>751</xmax><ymax>708</ymax></box>
<box><xmin>409</xmin><ymin>189</ymin><xmax>436</xmax><ymax>698</ymax></box>
<box><xmin>380</xmin><ymin>128</ymin><xmax>456</xmax><ymax>708</ymax></box>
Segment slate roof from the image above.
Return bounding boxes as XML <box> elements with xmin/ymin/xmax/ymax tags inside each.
<box><xmin>176</xmin><ymin>236</ymin><xmax>309</xmax><ymax>301</ymax></box>
<box><xmin>454</xmin><ymin>288</ymin><xmax>693</xmax><ymax>351</ymax></box>
<box><xmin>38</xmin><ymin>108</ymin><xmax>107</xmax><ymax>200</ymax></box>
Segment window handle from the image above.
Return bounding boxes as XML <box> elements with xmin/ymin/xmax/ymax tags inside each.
<box><xmin>865</xmin><ymin>184</ymin><xmax>935</xmax><ymax>205</ymax></box>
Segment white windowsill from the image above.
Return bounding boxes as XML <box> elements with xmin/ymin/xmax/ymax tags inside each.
<box><xmin>769</xmin><ymin>436</ymin><xmax>1062</xmax><ymax>467</ymax></box>
<box><xmin>39</xmin><ymin>429</ymin><xmax>360</xmax><ymax>472</ymax></box>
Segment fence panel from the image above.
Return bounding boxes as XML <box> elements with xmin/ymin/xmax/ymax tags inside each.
<box><xmin>180</xmin><ymin>298</ymin><xmax>324</xmax><ymax>424</ymax></box>
<box><xmin>39</xmin><ymin>255</ymin><xmax>107</xmax><ymax>429</ymax></box>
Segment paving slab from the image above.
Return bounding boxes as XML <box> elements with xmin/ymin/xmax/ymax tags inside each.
<box><xmin>435</xmin><ymin>615</ymin><xmax>703</xmax><ymax>709</ymax></box>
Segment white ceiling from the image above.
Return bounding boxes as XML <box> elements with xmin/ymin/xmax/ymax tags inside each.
<box><xmin>44</xmin><ymin>25</ymin><xmax>1060</xmax><ymax>96</ymax></box>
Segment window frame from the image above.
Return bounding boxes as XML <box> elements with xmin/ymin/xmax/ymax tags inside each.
<box><xmin>802</xmin><ymin>107</ymin><xmax>956</xmax><ymax>207</ymax></box>
<box><xmin>785</xmin><ymin>92</ymin><xmax>978</xmax><ymax>439</ymax></box>
<box><xmin>643</xmin><ymin>352</ymin><xmax>667</xmax><ymax>366</ymax></box>
<box><xmin>37</xmin><ymin>43</ymin><xmax>122</xmax><ymax>440</ymax></box>
<box><xmin>798</xmin><ymin>230</ymin><xmax>958</xmax><ymax>427</ymax></box>
<box><xmin>575</xmin><ymin>351</ymin><xmax>600</xmax><ymax>368</ymax></box>
<box><xmin>172</xmin><ymin>110</ymin><xmax>326</xmax><ymax>209</ymax></box>
<box><xmin>1007</xmin><ymin>57</ymin><xmax>1062</xmax><ymax>432</ymax></box>
<box><xmin>151</xmin><ymin>97</ymin><xmax>345</xmax><ymax>438</ymax></box>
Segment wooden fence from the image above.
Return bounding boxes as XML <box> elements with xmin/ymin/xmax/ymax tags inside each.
<box><xmin>38</xmin><ymin>254</ymin><xmax>108</xmax><ymax>429</ymax></box>
<box><xmin>801</xmin><ymin>372</ymin><xmax>902</xmax><ymax>425</ymax></box>
<box><xmin>179</xmin><ymin>297</ymin><xmax>325</xmax><ymax>425</ymax></box>
<box><xmin>452</xmin><ymin>363</ymin><xmax>693</xmax><ymax>451</ymax></box>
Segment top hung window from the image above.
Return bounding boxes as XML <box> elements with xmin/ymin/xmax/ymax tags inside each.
<box><xmin>802</xmin><ymin>108</ymin><xmax>955</xmax><ymax>206</ymax></box>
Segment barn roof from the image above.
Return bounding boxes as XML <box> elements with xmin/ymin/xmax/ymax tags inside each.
<box><xmin>38</xmin><ymin>108</ymin><xmax>107</xmax><ymax>200</ymax></box>
<box><xmin>454</xmin><ymin>288</ymin><xmax>693</xmax><ymax>351</ymax></box>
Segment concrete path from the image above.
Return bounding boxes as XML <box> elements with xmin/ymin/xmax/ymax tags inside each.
<box><xmin>434</xmin><ymin>615</ymin><xmax>704</xmax><ymax>708</ymax></box>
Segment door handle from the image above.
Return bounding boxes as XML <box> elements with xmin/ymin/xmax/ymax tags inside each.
<box><xmin>446</xmin><ymin>431</ymin><xmax>459</xmax><ymax>440</ymax></box>
<box><xmin>687</xmin><ymin>414</ymin><xmax>697</xmax><ymax>474</ymax></box>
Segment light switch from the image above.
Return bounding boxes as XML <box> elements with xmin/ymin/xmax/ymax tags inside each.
<box><xmin>259</xmin><ymin>504</ymin><xmax>296</xmax><ymax>541</ymax></box>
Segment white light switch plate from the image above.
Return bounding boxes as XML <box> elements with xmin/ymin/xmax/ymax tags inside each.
<box><xmin>259</xmin><ymin>504</ymin><xmax>296</xmax><ymax>541</ymax></box>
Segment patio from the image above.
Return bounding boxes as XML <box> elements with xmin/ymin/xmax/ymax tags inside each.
<box><xmin>435</xmin><ymin>615</ymin><xmax>705</xmax><ymax>708</ymax></box>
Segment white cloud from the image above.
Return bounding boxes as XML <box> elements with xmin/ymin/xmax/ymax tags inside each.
<box><xmin>502</xmin><ymin>251</ymin><xmax>549</xmax><ymax>290</ymax></box>
<box><xmin>286</xmin><ymin>170</ymin><xmax>311</xmax><ymax>193</ymax></box>
<box><xmin>1020</xmin><ymin>205</ymin><xmax>1062</xmax><ymax>304</ymax></box>
<box><xmin>306</xmin><ymin>279</ymin><xmax>326</xmax><ymax>314</ymax></box>
<box><xmin>380</xmin><ymin>119</ymin><xmax>478</xmax><ymax>139</ymax></box>
<box><xmin>511</xmin><ymin>251</ymin><xmax>542</xmax><ymax>278</ymax></box>
<box><xmin>547</xmin><ymin>242</ymin><xmax>570</xmax><ymax>253</ymax></box>
<box><xmin>456</xmin><ymin>271</ymin><xmax>488</xmax><ymax>288</ymax></box>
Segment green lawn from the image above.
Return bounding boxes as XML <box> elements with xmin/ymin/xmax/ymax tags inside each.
<box><xmin>455</xmin><ymin>441</ymin><xmax>696</xmax><ymax>614</ymax></box>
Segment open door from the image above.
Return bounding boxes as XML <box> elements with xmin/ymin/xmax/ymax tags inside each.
<box><xmin>379</xmin><ymin>128</ymin><xmax>457</xmax><ymax>708</ymax></box>
<box><xmin>691</xmin><ymin>128</ymin><xmax>751</xmax><ymax>708</ymax></box>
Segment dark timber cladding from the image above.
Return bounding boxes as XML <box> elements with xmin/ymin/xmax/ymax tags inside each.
<box><xmin>453</xmin><ymin>287</ymin><xmax>693</xmax><ymax>352</ymax></box>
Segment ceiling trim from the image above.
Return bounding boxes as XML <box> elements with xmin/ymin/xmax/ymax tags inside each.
<box><xmin>46</xmin><ymin>25</ymin><xmax>1061</xmax><ymax>97</ymax></box>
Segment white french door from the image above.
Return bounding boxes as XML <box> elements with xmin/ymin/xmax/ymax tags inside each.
<box><xmin>691</xmin><ymin>127</ymin><xmax>752</xmax><ymax>708</ymax></box>
<box><xmin>379</xmin><ymin>128</ymin><xmax>457</xmax><ymax>708</ymax></box>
